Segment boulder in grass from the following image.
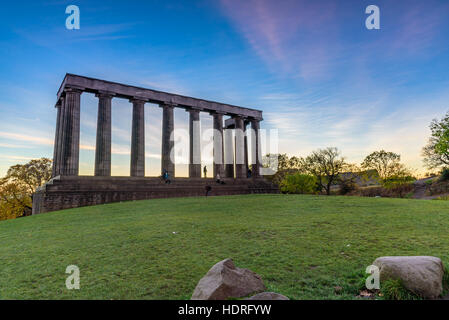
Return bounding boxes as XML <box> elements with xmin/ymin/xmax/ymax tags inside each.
<box><xmin>191</xmin><ymin>258</ymin><xmax>266</xmax><ymax>300</ymax></box>
<box><xmin>373</xmin><ymin>256</ymin><xmax>444</xmax><ymax>299</ymax></box>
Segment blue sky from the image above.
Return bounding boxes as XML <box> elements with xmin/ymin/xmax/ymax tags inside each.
<box><xmin>1</xmin><ymin>0</ymin><xmax>449</xmax><ymax>177</ymax></box>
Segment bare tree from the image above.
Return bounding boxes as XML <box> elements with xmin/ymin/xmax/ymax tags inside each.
<box><xmin>302</xmin><ymin>147</ymin><xmax>347</xmax><ymax>195</ymax></box>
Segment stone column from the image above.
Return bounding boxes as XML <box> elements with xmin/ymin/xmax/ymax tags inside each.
<box><xmin>161</xmin><ymin>103</ymin><xmax>175</xmax><ymax>177</ymax></box>
<box><xmin>212</xmin><ymin>112</ymin><xmax>224</xmax><ymax>178</ymax></box>
<box><xmin>244</xmin><ymin>121</ymin><xmax>249</xmax><ymax>173</ymax></box>
<box><xmin>130</xmin><ymin>98</ymin><xmax>145</xmax><ymax>177</ymax></box>
<box><xmin>55</xmin><ymin>97</ymin><xmax>65</xmax><ymax>176</ymax></box>
<box><xmin>52</xmin><ymin>102</ymin><xmax>62</xmax><ymax>177</ymax></box>
<box><xmin>94</xmin><ymin>92</ymin><xmax>113</xmax><ymax>176</ymax></box>
<box><xmin>234</xmin><ymin>116</ymin><xmax>246</xmax><ymax>179</ymax></box>
<box><xmin>61</xmin><ymin>88</ymin><xmax>81</xmax><ymax>176</ymax></box>
<box><xmin>251</xmin><ymin>119</ymin><xmax>261</xmax><ymax>177</ymax></box>
<box><xmin>188</xmin><ymin>108</ymin><xmax>201</xmax><ymax>178</ymax></box>
<box><xmin>224</xmin><ymin>126</ymin><xmax>234</xmax><ymax>178</ymax></box>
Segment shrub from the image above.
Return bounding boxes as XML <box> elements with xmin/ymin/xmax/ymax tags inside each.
<box><xmin>339</xmin><ymin>179</ymin><xmax>357</xmax><ymax>195</ymax></box>
<box><xmin>433</xmin><ymin>195</ymin><xmax>449</xmax><ymax>201</ymax></box>
<box><xmin>280</xmin><ymin>173</ymin><xmax>318</xmax><ymax>194</ymax></box>
<box><xmin>382</xmin><ymin>175</ymin><xmax>415</xmax><ymax>198</ymax></box>
<box><xmin>350</xmin><ymin>183</ymin><xmax>414</xmax><ymax>198</ymax></box>
<box><xmin>440</xmin><ymin>168</ymin><xmax>449</xmax><ymax>181</ymax></box>
<box><xmin>266</xmin><ymin>169</ymin><xmax>300</xmax><ymax>186</ymax></box>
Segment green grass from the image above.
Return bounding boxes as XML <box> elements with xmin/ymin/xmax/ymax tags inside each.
<box><xmin>1</xmin><ymin>194</ymin><xmax>449</xmax><ymax>300</ymax></box>
<box><xmin>380</xmin><ymin>279</ymin><xmax>421</xmax><ymax>300</ymax></box>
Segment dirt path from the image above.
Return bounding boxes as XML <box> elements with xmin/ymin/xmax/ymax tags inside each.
<box><xmin>412</xmin><ymin>177</ymin><xmax>449</xmax><ymax>199</ymax></box>
<box><xmin>413</xmin><ymin>181</ymin><xmax>427</xmax><ymax>199</ymax></box>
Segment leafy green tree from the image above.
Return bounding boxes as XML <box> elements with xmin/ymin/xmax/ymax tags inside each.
<box><xmin>0</xmin><ymin>158</ymin><xmax>52</xmax><ymax>220</ymax></box>
<box><xmin>288</xmin><ymin>156</ymin><xmax>303</xmax><ymax>170</ymax></box>
<box><xmin>0</xmin><ymin>181</ymin><xmax>32</xmax><ymax>220</ymax></box>
<box><xmin>422</xmin><ymin>111</ymin><xmax>449</xmax><ymax>169</ymax></box>
<box><xmin>361</xmin><ymin>150</ymin><xmax>405</xmax><ymax>181</ymax></box>
<box><xmin>302</xmin><ymin>147</ymin><xmax>347</xmax><ymax>195</ymax></box>
<box><xmin>280</xmin><ymin>173</ymin><xmax>318</xmax><ymax>194</ymax></box>
<box><xmin>277</xmin><ymin>153</ymin><xmax>290</xmax><ymax>171</ymax></box>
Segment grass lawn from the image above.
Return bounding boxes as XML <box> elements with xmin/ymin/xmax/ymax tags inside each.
<box><xmin>1</xmin><ymin>194</ymin><xmax>449</xmax><ymax>300</ymax></box>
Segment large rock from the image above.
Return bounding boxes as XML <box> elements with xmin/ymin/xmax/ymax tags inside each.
<box><xmin>246</xmin><ymin>292</ymin><xmax>289</xmax><ymax>300</ymax></box>
<box><xmin>191</xmin><ymin>258</ymin><xmax>266</xmax><ymax>300</ymax></box>
<box><xmin>373</xmin><ymin>256</ymin><xmax>444</xmax><ymax>299</ymax></box>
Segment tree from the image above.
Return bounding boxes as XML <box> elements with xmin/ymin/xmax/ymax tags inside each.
<box><xmin>302</xmin><ymin>147</ymin><xmax>347</xmax><ymax>195</ymax></box>
<box><xmin>262</xmin><ymin>153</ymin><xmax>286</xmax><ymax>174</ymax></box>
<box><xmin>422</xmin><ymin>111</ymin><xmax>449</xmax><ymax>169</ymax></box>
<box><xmin>337</xmin><ymin>163</ymin><xmax>361</xmax><ymax>195</ymax></box>
<box><xmin>276</xmin><ymin>153</ymin><xmax>290</xmax><ymax>171</ymax></box>
<box><xmin>361</xmin><ymin>150</ymin><xmax>405</xmax><ymax>181</ymax></box>
<box><xmin>0</xmin><ymin>158</ymin><xmax>52</xmax><ymax>220</ymax></box>
<box><xmin>288</xmin><ymin>156</ymin><xmax>303</xmax><ymax>170</ymax></box>
<box><xmin>263</xmin><ymin>153</ymin><xmax>306</xmax><ymax>186</ymax></box>
<box><xmin>279</xmin><ymin>173</ymin><xmax>318</xmax><ymax>194</ymax></box>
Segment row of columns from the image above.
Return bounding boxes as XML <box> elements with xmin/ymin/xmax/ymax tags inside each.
<box><xmin>52</xmin><ymin>88</ymin><xmax>261</xmax><ymax>179</ymax></box>
<box><xmin>53</xmin><ymin>88</ymin><xmax>82</xmax><ymax>177</ymax></box>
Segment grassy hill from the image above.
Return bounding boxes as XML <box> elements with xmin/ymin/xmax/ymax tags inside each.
<box><xmin>1</xmin><ymin>194</ymin><xmax>449</xmax><ymax>300</ymax></box>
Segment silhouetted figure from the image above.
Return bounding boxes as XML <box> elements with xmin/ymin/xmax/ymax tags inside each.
<box><xmin>203</xmin><ymin>165</ymin><xmax>208</xmax><ymax>178</ymax></box>
<box><xmin>162</xmin><ymin>169</ymin><xmax>171</xmax><ymax>184</ymax></box>
<box><xmin>247</xmin><ymin>169</ymin><xmax>252</xmax><ymax>178</ymax></box>
<box><xmin>205</xmin><ymin>185</ymin><xmax>211</xmax><ymax>197</ymax></box>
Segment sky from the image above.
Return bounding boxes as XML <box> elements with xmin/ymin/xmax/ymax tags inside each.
<box><xmin>1</xmin><ymin>0</ymin><xmax>449</xmax><ymax>177</ymax></box>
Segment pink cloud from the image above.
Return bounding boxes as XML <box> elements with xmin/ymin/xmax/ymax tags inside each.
<box><xmin>219</xmin><ymin>0</ymin><xmax>338</xmax><ymax>80</ymax></box>
<box><xmin>389</xmin><ymin>3</ymin><xmax>448</xmax><ymax>54</ymax></box>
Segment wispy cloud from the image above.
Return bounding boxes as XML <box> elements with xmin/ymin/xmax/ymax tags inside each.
<box><xmin>264</xmin><ymin>88</ymin><xmax>449</xmax><ymax>173</ymax></box>
<box><xmin>388</xmin><ymin>3</ymin><xmax>449</xmax><ymax>55</ymax></box>
<box><xmin>220</xmin><ymin>0</ymin><xmax>448</xmax><ymax>82</ymax></box>
<box><xmin>1</xmin><ymin>155</ymin><xmax>36</xmax><ymax>161</ymax></box>
<box><xmin>14</xmin><ymin>22</ymin><xmax>138</xmax><ymax>48</ymax></box>
<box><xmin>0</xmin><ymin>131</ymin><xmax>53</xmax><ymax>145</ymax></box>
<box><xmin>219</xmin><ymin>0</ymin><xmax>339</xmax><ymax>81</ymax></box>
<box><xmin>0</xmin><ymin>142</ymin><xmax>34</xmax><ymax>149</ymax></box>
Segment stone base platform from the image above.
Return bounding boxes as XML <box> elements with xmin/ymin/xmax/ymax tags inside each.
<box><xmin>32</xmin><ymin>176</ymin><xmax>279</xmax><ymax>214</ymax></box>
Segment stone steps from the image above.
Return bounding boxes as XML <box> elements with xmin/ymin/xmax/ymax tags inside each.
<box><xmin>32</xmin><ymin>176</ymin><xmax>278</xmax><ymax>214</ymax></box>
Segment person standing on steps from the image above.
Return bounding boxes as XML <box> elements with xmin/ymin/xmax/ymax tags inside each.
<box><xmin>203</xmin><ymin>165</ymin><xmax>207</xmax><ymax>178</ymax></box>
<box><xmin>162</xmin><ymin>169</ymin><xmax>171</xmax><ymax>184</ymax></box>
<box><xmin>166</xmin><ymin>171</ymin><xmax>171</xmax><ymax>184</ymax></box>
